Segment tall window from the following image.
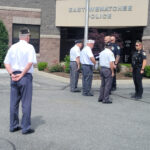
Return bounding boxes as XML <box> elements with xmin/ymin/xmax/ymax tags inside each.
<box><xmin>12</xmin><ymin>24</ymin><xmax>40</xmax><ymax>53</ymax></box>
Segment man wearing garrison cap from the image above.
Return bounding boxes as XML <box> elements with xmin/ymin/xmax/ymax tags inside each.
<box><xmin>80</xmin><ymin>39</ymin><xmax>96</xmax><ymax>96</ymax></box>
<box><xmin>70</xmin><ymin>40</ymin><xmax>83</xmax><ymax>92</ymax></box>
<box><xmin>4</xmin><ymin>28</ymin><xmax>37</xmax><ymax>134</ymax></box>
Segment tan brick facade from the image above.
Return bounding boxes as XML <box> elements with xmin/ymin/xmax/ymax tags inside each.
<box><xmin>142</xmin><ymin>39</ymin><xmax>150</xmax><ymax>65</ymax></box>
<box><xmin>0</xmin><ymin>6</ymin><xmax>60</xmax><ymax>66</ymax></box>
<box><xmin>0</xmin><ymin>7</ymin><xmax>40</xmax><ymax>45</ymax></box>
<box><xmin>38</xmin><ymin>36</ymin><xmax>60</xmax><ymax>65</ymax></box>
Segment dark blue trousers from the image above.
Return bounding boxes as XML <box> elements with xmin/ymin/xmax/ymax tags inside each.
<box><xmin>10</xmin><ymin>72</ymin><xmax>33</xmax><ymax>133</ymax></box>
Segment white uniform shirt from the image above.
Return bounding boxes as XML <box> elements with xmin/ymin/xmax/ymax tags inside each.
<box><xmin>4</xmin><ymin>40</ymin><xmax>37</xmax><ymax>73</ymax></box>
<box><xmin>70</xmin><ymin>45</ymin><xmax>80</xmax><ymax>61</ymax></box>
<box><xmin>99</xmin><ymin>48</ymin><xmax>115</xmax><ymax>68</ymax></box>
<box><xmin>80</xmin><ymin>46</ymin><xmax>94</xmax><ymax>65</ymax></box>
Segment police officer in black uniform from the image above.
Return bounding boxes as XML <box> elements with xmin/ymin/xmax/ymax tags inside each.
<box><xmin>131</xmin><ymin>41</ymin><xmax>147</xmax><ymax>99</ymax></box>
<box><xmin>110</xmin><ymin>36</ymin><xmax>121</xmax><ymax>91</ymax></box>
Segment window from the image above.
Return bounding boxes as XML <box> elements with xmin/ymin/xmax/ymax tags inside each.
<box><xmin>12</xmin><ymin>24</ymin><xmax>40</xmax><ymax>53</ymax></box>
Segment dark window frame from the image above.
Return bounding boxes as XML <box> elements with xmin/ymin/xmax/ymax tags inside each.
<box><xmin>12</xmin><ymin>24</ymin><xmax>40</xmax><ymax>53</ymax></box>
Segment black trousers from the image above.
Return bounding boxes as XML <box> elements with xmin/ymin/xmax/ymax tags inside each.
<box><xmin>111</xmin><ymin>69</ymin><xmax>116</xmax><ymax>89</ymax></box>
<box><xmin>132</xmin><ymin>68</ymin><xmax>143</xmax><ymax>97</ymax></box>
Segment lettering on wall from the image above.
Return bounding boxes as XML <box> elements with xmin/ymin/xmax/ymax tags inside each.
<box><xmin>68</xmin><ymin>6</ymin><xmax>133</xmax><ymax>19</ymax></box>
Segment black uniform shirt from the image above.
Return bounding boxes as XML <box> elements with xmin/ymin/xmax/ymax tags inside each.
<box><xmin>132</xmin><ymin>50</ymin><xmax>146</xmax><ymax>68</ymax></box>
<box><xmin>111</xmin><ymin>43</ymin><xmax>121</xmax><ymax>58</ymax></box>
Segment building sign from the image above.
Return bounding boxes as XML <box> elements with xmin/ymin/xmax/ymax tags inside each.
<box><xmin>56</xmin><ymin>0</ymin><xmax>149</xmax><ymax>27</ymax></box>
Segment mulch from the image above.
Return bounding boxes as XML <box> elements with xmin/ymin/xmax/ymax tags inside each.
<box><xmin>49</xmin><ymin>72</ymin><xmax>132</xmax><ymax>80</ymax></box>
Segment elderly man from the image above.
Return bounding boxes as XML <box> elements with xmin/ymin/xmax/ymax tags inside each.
<box><xmin>80</xmin><ymin>39</ymin><xmax>96</xmax><ymax>96</ymax></box>
<box><xmin>70</xmin><ymin>40</ymin><xmax>83</xmax><ymax>92</ymax></box>
<box><xmin>98</xmin><ymin>43</ymin><xmax>115</xmax><ymax>104</ymax></box>
<box><xmin>4</xmin><ymin>28</ymin><xmax>37</xmax><ymax>134</ymax></box>
<box><xmin>104</xmin><ymin>35</ymin><xmax>111</xmax><ymax>45</ymax></box>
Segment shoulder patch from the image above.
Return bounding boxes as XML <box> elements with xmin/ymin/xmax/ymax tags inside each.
<box><xmin>117</xmin><ymin>46</ymin><xmax>120</xmax><ymax>50</ymax></box>
<box><xmin>143</xmin><ymin>52</ymin><xmax>146</xmax><ymax>56</ymax></box>
<box><xmin>112</xmin><ymin>46</ymin><xmax>114</xmax><ymax>50</ymax></box>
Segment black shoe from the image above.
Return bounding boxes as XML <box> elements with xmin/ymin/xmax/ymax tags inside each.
<box><xmin>87</xmin><ymin>92</ymin><xmax>93</xmax><ymax>96</ymax></box>
<box><xmin>71</xmin><ymin>89</ymin><xmax>81</xmax><ymax>92</ymax></box>
<box><xmin>111</xmin><ymin>87</ymin><xmax>116</xmax><ymax>91</ymax></box>
<box><xmin>102</xmin><ymin>101</ymin><xmax>112</xmax><ymax>104</ymax></box>
<box><xmin>135</xmin><ymin>96</ymin><xmax>142</xmax><ymax>100</ymax></box>
<box><xmin>131</xmin><ymin>94</ymin><xmax>137</xmax><ymax>98</ymax></box>
<box><xmin>22</xmin><ymin>129</ymin><xmax>35</xmax><ymax>135</ymax></box>
<box><xmin>98</xmin><ymin>98</ymin><xmax>103</xmax><ymax>102</ymax></box>
<box><xmin>10</xmin><ymin>126</ymin><xmax>22</xmax><ymax>132</ymax></box>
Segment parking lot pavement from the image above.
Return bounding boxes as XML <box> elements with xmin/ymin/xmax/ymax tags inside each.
<box><xmin>0</xmin><ymin>69</ymin><xmax>150</xmax><ymax>150</ymax></box>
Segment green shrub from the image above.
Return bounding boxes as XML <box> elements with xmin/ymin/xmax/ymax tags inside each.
<box><xmin>64</xmin><ymin>55</ymin><xmax>70</xmax><ymax>73</ymax></box>
<box><xmin>49</xmin><ymin>64</ymin><xmax>64</xmax><ymax>72</ymax></box>
<box><xmin>0</xmin><ymin>20</ymin><xmax>8</xmax><ymax>68</ymax></box>
<box><xmin>116</xmin><ymin>63</ymin><xmax>121</xmax><ymax>73</ymax></box>
<box><xmin>144</xmin><ymin>66</ymin><xmax>150</xmax><ymax>78</ymax></box>
<box><xmin>124</xmin><ymin>72</ymin><xmax>132</xmax><ymax>77</ymax></box>
<box><xmin>38</xmin><ymin>62</ymin><xmax>48</xmax><ymax>71</ymax></box>
<box><xmin>120</xmin><ymin>63</ymin><xmax>131</xmax><ymax>68</ymax></box>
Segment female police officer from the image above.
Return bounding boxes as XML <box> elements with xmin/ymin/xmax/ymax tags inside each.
<box><xmin>131</xmin><ymin>41</ymin><xmax>147</xmax><ymax>100</ymax></box>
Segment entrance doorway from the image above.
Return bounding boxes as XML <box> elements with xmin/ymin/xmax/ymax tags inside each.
<box><xmin>60</xmin><ymin>27</ymin><xmax>144</xmax><ymax>63</ymax></box>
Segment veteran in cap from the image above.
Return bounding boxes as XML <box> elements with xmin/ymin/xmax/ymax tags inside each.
<box><xmin>70</xmin><ymin>40</ymin><xmax>83</xmax><ymax>92</ymax></box>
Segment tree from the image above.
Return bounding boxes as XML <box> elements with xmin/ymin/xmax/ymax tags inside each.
<box><xmin>0</xmin><ymin>20</ymin><xmax>8</xmax><ymax>68</ymax></box>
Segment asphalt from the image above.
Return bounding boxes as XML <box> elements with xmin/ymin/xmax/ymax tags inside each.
<box><xmin>0</xmin><ymin>68</ymin><xmax>150</xmax><ymax>150</ymax></box>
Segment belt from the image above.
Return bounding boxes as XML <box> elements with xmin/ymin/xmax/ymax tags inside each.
<box><xmin>82</xmin><ymin>64</ymin><xmax>93</xmax><ymax>66</ymax></box>
<box><xmin>101</xmin><ymin>66</ymin><xmax>110</xmax><ymax>69</ymax></box>
<box><xmin>13</xmin><ymin>71</ymin><xmax>31</xmax><ymax>75</ymax></box>
<box><xmin>70</xmin><ymin>61</ymin><xmax>76</xmax><ymax>62</ymax></box>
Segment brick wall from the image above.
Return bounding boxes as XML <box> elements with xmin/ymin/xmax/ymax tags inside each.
<box><xmin>0</xmin><ymin>0</ymin><xmax>60</xmax><ymax>35</ymax></box>
<box><xmin>0</xmin><ymin>8</ymin><xmax>40</xmax><ymax>46</ymax></box>
<box><xmin>38</xmin><ymin>37</ymin><xmax>60</xmax><ymax>66</ymax></box>
<box><xmin>142</xmin><ymin>39</ymin><xmax>150</xmax><ymax>65</ymax></box>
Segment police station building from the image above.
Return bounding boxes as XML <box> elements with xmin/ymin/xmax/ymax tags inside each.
<box><xmin>0</xmin><ymin>0</ymin><xmax>150</xmax><ymax>65</ymax></box>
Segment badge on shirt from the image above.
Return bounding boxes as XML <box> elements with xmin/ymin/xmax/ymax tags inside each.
<box><xmin>117</xmin><ymin>46</ymin><xmax>120</xmax><ymax>50</ymax></box>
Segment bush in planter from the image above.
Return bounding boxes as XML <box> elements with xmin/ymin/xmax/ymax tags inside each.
<box><xmin>49</xmin><ymin>64</ymin><xmax>64</xmax><ymax>72</ymax></box>
<box><xmin>38</xmin><ymin>62</ymin><xmax>48</xmax><ymax>71</ymax></box>
<box><xmin>144</xmin><ymin>66</ymin><xmax>150</xmax><ymax>78</ymax></box>
<box><xmin>120</xmin><ymin>63</ymin><xmax>131</xmax><ymax>73</ymax></box>
<box><xmin>0</xmin><ymin>20</ymin><xmax>8</xmax><ymax>68</ymax></box>
<box><xmin>64</xmin><ymin>55</ymin><xmax>70</xmax><ymax>73</ymax></box>
<box><xmin>124</xmin><ymin>71</ymin><xmax>132</xmax><ymax>77</ymax></box>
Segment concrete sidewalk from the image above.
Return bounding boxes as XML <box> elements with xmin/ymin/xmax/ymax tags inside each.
<box><xmin>0</xmin><ymin>69</ymin><xmax>150</xmax><ymax>150</ymax></box>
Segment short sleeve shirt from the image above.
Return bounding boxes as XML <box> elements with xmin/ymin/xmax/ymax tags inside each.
<box><xmin>111</xmin><ymin>43</ymin><xmax>120</xmax><ymax>57</ymax></box>
<box><xmin>99</xmin><ymin>48</ymin><xmax>115</xmax><ymax>68</ymax></box>
<box><xmin>70</xmin><ymin>45</ymin><xmax>80</xmax><ymax>61</ymax></box>
<box><xmin>80</xmin><ymin>46</ymin><xmax>94</xmax><ymax>65</ymax></box>
<box><xmin>4</xmin><ymin>40</ymin><xmax>37</xmax><ymax>73</ymax></box>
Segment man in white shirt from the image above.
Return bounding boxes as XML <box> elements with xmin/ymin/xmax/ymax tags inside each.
<box><xmin>70</xmin><ymin>40</ymin><xmax>83</xmax><ymax>92</ymax></box>
<box><xmin>98</xmin><ymin>43</ymin><xmax>115</xmax><ymax>104</ymax></box>
<box><xmin>4</xmin><ymin>28</ymin><xmax>37</xmax><ymax>134</ymax></box>
<box><xmin>80</xmin><ymin>40</ymin><xmax>96</xmax><ymax>96</ymax></box>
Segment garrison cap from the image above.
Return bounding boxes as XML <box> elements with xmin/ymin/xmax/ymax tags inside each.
<box><xmin>105</xmin><ymin>42</ymin><xmax>111</xmax><ymax>46</ymax></box>
<box><xmin>75</xmin><ymin>40</ymin><xmax>83</xmax><ymax>44</ymax></box>
<box><xmin>19</xmin><ymin>28</ymin><xmax>30</xmax><ymax>35</ymax></box>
